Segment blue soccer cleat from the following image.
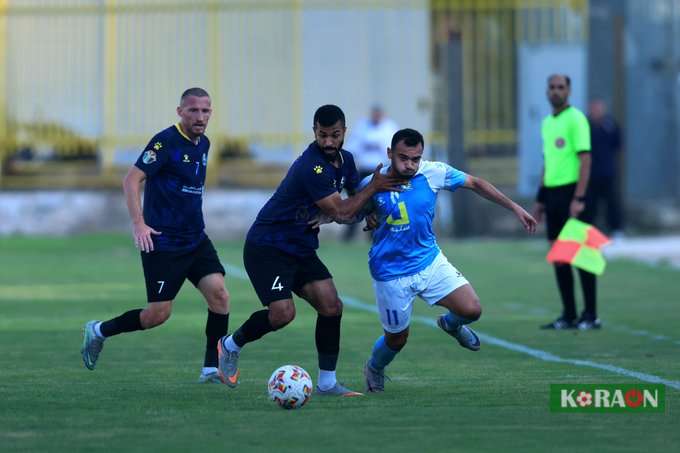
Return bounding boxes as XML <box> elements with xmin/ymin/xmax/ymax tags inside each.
<box><xmin>217</xmin><ymin>336</ymin><xmax>240</xmax><ymax>388</ymax></box>
<box><xmin>315</xmin><ymin>382</ymin><xmax>363</xmax><ymax>397</ymax></box>
<box><xmin>81</xmin><ymin>320</ymin><xmax>105</xmax><ymax>370</ymax></box>
<box><xmin>437</xmin><ymin>315</ymin><xmax>481</xmax><ymax>351</ymax></box>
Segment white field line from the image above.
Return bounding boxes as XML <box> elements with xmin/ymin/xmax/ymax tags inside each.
<box><xmin>498</xmin><ymin>302</ymin><xmax>680</xmax><ymax>346</ymax></box>
<box><xmin>223</xmin><ymin>263</ymin><xmax>680</xmax><ymax>391</ymax></box>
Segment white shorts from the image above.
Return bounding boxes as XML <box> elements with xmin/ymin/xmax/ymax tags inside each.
<box><xmin>373</xmin><ymin>252</ymin><xmax>469</xmax><ymax>333</ymax></box>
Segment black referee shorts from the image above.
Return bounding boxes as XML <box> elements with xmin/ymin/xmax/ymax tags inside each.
<box><xmin>140</xmin><ymin>236</ymin><xmax>225</xmax><ymax>302</ymax></box>
<box><xmin>243</xmin><ymin>241</ymin><xmax>332</xmax><ymax>306</ymax></box>
<box><xmin>544</xmin><ymin>183</ymin><xmax>594</xmax><ymax>240</ymax></box>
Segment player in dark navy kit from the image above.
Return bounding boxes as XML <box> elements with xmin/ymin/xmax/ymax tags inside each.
<box><xmin>81</xmin><ymin>88</ymin><xmax>231</xmax><ymax>383</ymax></box>
<box><xmin>217</xmin><ymin>105</ymin><xmax>405</xmax><ymax>396</ymax></box>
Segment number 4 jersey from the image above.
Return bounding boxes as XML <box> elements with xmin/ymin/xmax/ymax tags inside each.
<box><xmin>359</xmin><ymin>161</ymin><xmax>467</xmax><ymax>281</ymax></box>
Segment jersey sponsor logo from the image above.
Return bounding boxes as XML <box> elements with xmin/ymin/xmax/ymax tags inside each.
<box><xmin>153</xmin><ymin>142</ymin><xmax>163</xmax><ymax>151</ymax></box>
<box><xmin>555</xmin><ymin>137</ymin><xmax>566</xmax><ymax>149</ymax></box>
<box><xmin>142</xmin><ymin>150</ymin><xmax>157</xmax><ymax>164</ymax></box>
<box><xmin>313</xmin><ymin>165</ymin><xmax>323</xmax><ymax>174</ymax></box>
<box><xmin>386</xmin><ymin>201</ymin><xmax>411</xmax><ymax>232</ymax></box>
<box><xmin>183</xmin><ymin>154</ymin><xmax>191</xmax><ymax>163</ymax></box>
<box><xmin>181</xmin><ymin>185</ymin><xmax>204</xmax><ymax>195</ymax></box>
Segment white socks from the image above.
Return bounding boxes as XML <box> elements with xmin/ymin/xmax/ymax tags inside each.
<box><xmin>201</xmin><ymin>367</ymin><xmax>218</xmax><ymax>375</ymax></box>
<box><xmin>224</xmin><ymin>335</ymin><xmax>242</xmax><ymax>353</ymax></box>
<box><xmin>317</xmin><ymin>369</ymin><xmax>337</xmax><ymax>390</ymax></box>
<box><xmin>94</xmin><ymin>322</ymin><xmax>106</xmax><ymax>339</ymax></box>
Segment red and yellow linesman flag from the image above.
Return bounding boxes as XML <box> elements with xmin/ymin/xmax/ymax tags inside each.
<box><xmin>546</xmin><ymin>219</ymin><xmax>611</xmax><ymax>275</ymax></box>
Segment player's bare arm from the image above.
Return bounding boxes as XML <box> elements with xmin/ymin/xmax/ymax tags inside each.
<box><xmin>315</xmin><ymin>163</ymin><xmax>405</xmax><ymax>222</ymax></box>
<box><xmin>463</xmin><ymin>175</ymin><xmax>537</xmax><ymax>233</ymax></box>
<box><xmin>570</xmin><ymin>152</ymin><xmax>591</xmax><ymax>217</ymax></box>
<box><xmin>123</xmin><ymin>165</ymin><xmax>161</xmax><ymax>252</ymax></box>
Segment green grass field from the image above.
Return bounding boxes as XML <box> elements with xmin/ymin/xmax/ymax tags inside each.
<box><xmin>1</xmin><ymin>235</ymin><xmax>678</xmax><ymax>452</ymax></box>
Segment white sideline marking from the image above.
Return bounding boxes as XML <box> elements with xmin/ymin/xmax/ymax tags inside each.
<box><xmin>499</xmin><ymin>302</ymin><xmax>680</xmax><ymax>346</ymax></box>
<box><xmin>223</xmin><ymin>264</ymin><xmax>680</xmax><ymax>391</ymax></box>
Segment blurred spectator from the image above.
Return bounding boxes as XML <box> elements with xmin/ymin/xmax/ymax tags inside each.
<box><xmin>587</xmin><ymin>99</ymin><xmax>624</xmax><ymax>237</ymax></box>
<box><xmin>343</xmin><ymin>105</ymin><xmax>398</xmax><ymax>241</ymax></box>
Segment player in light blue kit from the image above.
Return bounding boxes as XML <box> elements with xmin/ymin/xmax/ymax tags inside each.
<box><xmin>359</xmin><ymin>129</ymin><xmax>537</xmax><ymax>392</ymax></box>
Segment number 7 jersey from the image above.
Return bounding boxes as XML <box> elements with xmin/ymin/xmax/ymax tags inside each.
<box><xmin>359</xmin><ymin>161</ymin><xmax>467</xmax><ymax>281</ymax></box>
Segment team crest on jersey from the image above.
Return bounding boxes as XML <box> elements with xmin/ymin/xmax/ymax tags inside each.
<box><xmin>142</xmin><ymin>150</ymin><xmax>157</xmax><ymax>164</ymax></box>
<box><xmin>202</xmin><ymin>153</ymin><xmax>207</xmax><ymax>166</ymax></box>
<box><xmin>313</xmin><ymin>165</ymin><xmax>323</xmax><ymax>174</ymax></box>
<box><xmin>555</xmin><ymin>137</ymin><xmax>566</xmax><ymax>149</ymax></box>
<box><xmin>153</xmin><ymin>142</ymin><xmax>163</xmax><ymax>151</ymax></box>
<box><xmin>183</xmin><ymin>154</ymin><xmax>191</xmax><ymax>163</ymax></box>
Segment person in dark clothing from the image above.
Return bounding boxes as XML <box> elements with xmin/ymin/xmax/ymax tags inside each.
<box><xmin>587</xmin><ymin>99</ymin><xmax>624</xmax><ymax>236</ymax></box>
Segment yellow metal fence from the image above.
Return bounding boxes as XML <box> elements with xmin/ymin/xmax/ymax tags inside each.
<box><xmin>0</xmin><ymin>0</ymin><xmax>588</xmax><ymax>188</ymax></box>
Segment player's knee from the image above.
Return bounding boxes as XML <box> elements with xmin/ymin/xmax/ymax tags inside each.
<box><xmin>316</xmin><ymin>294</ymin><xmax>342</xmax><ymax>317</ymax></box>
<box><xmin>210</xmin><ymin>286</ymin><xmax>230</xmax><ymax>313</ymax></box>
<box><xmin>461</xmin><ymin>297</ymin><xmax>482</xmax><ymax>321</ymax></box>
<box><xmin>386</xmin><ymin>330</ymin><xmax>409</xmax><ymax>351</ymax></box>
<box><xmin>318</xmin><ymin>296</ymin><xmax>343</xmax><ymax>317</ymax></box>
<box><xmin>269</xmin><ymin>303</ymin><xmax>296</xmax><ymax>329</ymax></box>
<box><xmin>143</xmin><ymin>304</ymin><xmax>172</xmax><ymax>328</ymax></box>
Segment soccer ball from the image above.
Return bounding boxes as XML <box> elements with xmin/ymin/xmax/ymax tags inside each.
<box><xmin>267</xmin><ymin>365</ymin><xmax>313</xmax><ymax>410</ymax></box>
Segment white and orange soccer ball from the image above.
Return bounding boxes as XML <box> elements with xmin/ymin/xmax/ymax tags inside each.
<box><xmin>267</xmin><ymin>365</ymin><xmax>313</xmax><ymax>410</ymax></box>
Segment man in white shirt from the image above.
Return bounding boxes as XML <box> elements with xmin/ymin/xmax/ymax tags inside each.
<box><xmin>343</xmin><ymin>105</ymin><xmax>399</xmax><ymax>241</ymax></box>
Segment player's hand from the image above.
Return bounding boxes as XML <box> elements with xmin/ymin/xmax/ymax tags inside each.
<box><xmin>513</xmin><ymin>205</ymin><xmax>538</xmax><ymax>233</ymax></box>
<box><xmin>370</xmin><ymin>163</ymin><xmax>408</xmax><ymax>193</ymax></box>
<box><xmin>531</xmin><ymin>202</ymin><xmax>545</xmax><ymax>224</ymax></box>
<box><xmin>363</xmin><ymin>212</ymin><xmax>378</xmax><ymax>231</ymax></box>
<box><xmin>570</xmin><ymin>199</ymin><xmax>585</xmax><ymax>218</ymax></box>
<box><xmin>132</xmin><ymin>220</ymin><xmax>161</xmax><ymax>253</ymax></box>
<box><xmin>307</xmin><ymin>214</ymin><xmax>333</xmax><ymax>229</ymax></box>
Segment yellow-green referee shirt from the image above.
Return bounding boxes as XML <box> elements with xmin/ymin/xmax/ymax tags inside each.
<box><xmin>541</xmin><ymin>106</ymin><xmax>591</xmax><ymax>187</ymax></box>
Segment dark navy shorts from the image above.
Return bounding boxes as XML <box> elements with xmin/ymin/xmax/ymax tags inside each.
<box><xmin>140</xmin><ymin>236</ymin><xmax>225</xmax><ymax>302</ymax></box>
<box><xmin>243</xmin><ymin>240</ymin><xmax>332</xmax><ymax>305</ymax></box>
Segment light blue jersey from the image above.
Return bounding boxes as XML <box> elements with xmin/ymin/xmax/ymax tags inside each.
<box><xmin>359</xmin><ymin>160</ymin><xmax>467</xmax><ymax>281</ymax></box>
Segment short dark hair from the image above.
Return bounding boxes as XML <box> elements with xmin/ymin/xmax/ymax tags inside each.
<box><xmin>547</xmin><ymin>74</ymin><xmax>571</xmax><ymax>87</ymax></box>
<box><xmin>181</xmin><ymin>87</ymin><xmax>210</xmax><ymax>103</ymax></box>
<box><xmin>391</xmin><ymin>128</ymin><xmax>424</xmax><ymax>150</ymax></box>
<box><xmin>313</xmin><ymin>104</ymin><xmax>345</xmax><ymax>127</ymax></box>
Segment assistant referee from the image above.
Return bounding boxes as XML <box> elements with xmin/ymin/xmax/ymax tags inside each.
<box><xmin>533</xmin><ymin>74</ymin><xmax>600</xmax><ymax>330</ymax></box>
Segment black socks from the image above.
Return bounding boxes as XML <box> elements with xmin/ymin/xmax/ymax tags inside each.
<box><xmin>316</xmin><ymin>314</ymin><xmax>341</xmax><ymax>371</ymax></box>
<box><xmin>204</xmin><ymin>310</ymin><xmax>229</xmax><ymax>367</ymax></box>
<box><xmin>232</xmin><ymin>309</ymin><xmax>275</xmax><ymax>348</ymax></box>
<box><xmin>100</xmin><ymin>309</ymin><xmax>144</xmax><ymax>337</ymax></box>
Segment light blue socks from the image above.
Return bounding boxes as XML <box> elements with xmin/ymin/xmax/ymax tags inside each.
<box><xmin>368</xmin><ymin>335</ymin><xmax>399</xmax><ymax>370</ymax></box>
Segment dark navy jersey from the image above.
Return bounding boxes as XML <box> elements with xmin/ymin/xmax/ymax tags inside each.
<box><xmin>247</xmin><ymin>142</ymin><xmax>360</xmax><ymax>256</ymax></box>
<box><xmin>134</xmin><ymin>124</ymin><xmax>209</xmax><ymax>252</ymax></box>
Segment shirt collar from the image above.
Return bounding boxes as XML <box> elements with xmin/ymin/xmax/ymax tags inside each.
<box><xmin>175</xmin><ymin>123</ymin><xmax>201</xmax><ymax>145</ymax></box>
